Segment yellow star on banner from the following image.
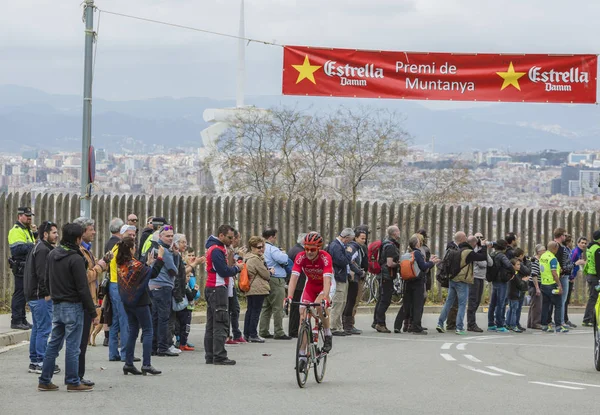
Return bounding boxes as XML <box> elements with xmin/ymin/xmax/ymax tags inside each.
<box><xmin>496</xmin><ymin>62</ymin><xmax>526</xmax><ymax>91</ymax></box>
<box><xmin>292</xmin><ymin>55</ymin><xmax>321</xmax><ymax>84</ymax></box>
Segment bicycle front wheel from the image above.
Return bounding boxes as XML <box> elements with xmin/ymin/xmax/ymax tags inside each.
<box><xmin>295</xmin><ymin>322</ymin><xmax>311</xmax><ymax>388</ymax></box>
<box><xmin>314</xmin><ymin>326</ymin><xmax>328</xmax><ymax>383</ymax></box>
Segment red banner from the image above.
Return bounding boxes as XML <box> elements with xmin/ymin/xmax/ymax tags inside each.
<box><xmin>282</xmin><ymin>46</ymin><xmax>597</xmax><ymax>104</ymax></box>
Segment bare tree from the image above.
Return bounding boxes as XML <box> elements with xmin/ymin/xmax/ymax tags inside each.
<box><xmin>325</xmin><ymin>106</ymin><xmax>410</xmax><ymax>209</ymax></box>
<box><xmin>210</xmin><ymin>107</ymin><xmax>331</xmax><ymax>201</ymax></box>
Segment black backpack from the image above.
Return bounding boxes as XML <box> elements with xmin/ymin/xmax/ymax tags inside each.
<box><xmin>436</xmin><ymin>245</ymin><xmax>460</xmax><ymax>288</ymax></box>
<box><xmin>485</xmin><ymin>252</ymin><xmax>502</xmax><ymax>282</ymax></box>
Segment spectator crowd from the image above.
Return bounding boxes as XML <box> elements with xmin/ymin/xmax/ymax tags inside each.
<box><xmin>5</xmin><ymin>205</ymin><xmax>600</xmax><ymax>392</ymax></box>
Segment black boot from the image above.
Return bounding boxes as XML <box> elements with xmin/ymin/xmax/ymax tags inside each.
<box><xmin>123</xmin><ymin>365</ymin><xmax>142</xmax><ymax>375</ymax></box>
<box><xmin>343</xmin><ymin>316</ymin><xmax>353</xmax><ymax>335</ymax></box>
<box><xmin>141</xmin><ymin>365</ymin><xmax>162</xmax><ymax>375</ymax></box>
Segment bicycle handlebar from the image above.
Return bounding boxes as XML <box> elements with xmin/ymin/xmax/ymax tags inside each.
<box><xmin>284</xmin><ymin>300</ymin><xmax>328</xmax><ymax>319</ymax></box>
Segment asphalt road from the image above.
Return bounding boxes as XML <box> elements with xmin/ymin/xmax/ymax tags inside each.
<box><xmin>0</xmin><ymin>313</ymin><xmax>598</xmax><ymax>415</ymax></box>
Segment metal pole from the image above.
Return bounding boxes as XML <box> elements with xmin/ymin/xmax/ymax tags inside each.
<box><xmin>236</xmin><ymin>0</ymin><xmax>245</xmax><ymax>108</ymax></box>
<box><xmin>80</xmin><ymin>0</ymin><xmax>94</xmax><ymax>218</ymax></box>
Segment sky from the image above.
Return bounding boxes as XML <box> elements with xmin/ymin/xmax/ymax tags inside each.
<box><xmin>1</xmin><ymin>0</ymin><xmax>600</xmax><ymax>102</ymax></box>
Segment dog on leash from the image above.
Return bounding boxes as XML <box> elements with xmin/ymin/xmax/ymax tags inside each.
<box><xmin>89</xmin><ymin>307</ymin><xmax>104</xmax><ymax>346</ymax></box>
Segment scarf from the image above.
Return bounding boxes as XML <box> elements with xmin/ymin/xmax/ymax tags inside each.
<box><xmin>117</xmin><ymin>259</ymin><xmax>151</xmax><ymax>307</ymax></box>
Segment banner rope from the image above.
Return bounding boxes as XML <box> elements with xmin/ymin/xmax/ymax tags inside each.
<box><xmin>96</xmin><ymin>8</ymin><xmax>283</xmax><ymax>47</ymax></box>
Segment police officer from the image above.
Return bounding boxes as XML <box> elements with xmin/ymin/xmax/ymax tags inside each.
<box><xmin>8</xmin><ymin>207</ymin><xmax>37</xmax><ymax>330</ymax></box>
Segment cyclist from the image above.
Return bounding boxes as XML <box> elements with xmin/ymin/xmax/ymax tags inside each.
<box><xmin>285</xmin><ymin>232</ymin><xmax>333</xmax><ymax>370</ymax></box>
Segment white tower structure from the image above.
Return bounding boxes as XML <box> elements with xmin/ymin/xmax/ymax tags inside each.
<box><xmin>200</xmin><ymin>0</ymin><xmax>270</xmax><ymax>193</ymax></box>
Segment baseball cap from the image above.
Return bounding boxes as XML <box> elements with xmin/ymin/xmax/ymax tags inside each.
<box><xmin>17</xmin><ymin>207</ymin><xmax>34</xmax><ymax>216</ymax></box>
<box><xmin>120</xmin><ymin>225</ymin><xmax>136</xmax><ymax>235</ymax></box>
<box><xmin>593</xmin><ymin>230</ymin><xmax>600</xmax><ymax>242</ymax></box>
<box><xmin>152</xmin><ymin>217</ymin><xmax>167</xmax><ymax>227</ymax></box>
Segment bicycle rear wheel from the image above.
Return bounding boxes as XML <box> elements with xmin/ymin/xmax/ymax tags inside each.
<box><xmin>295</xmin><ymin>322</ymin><xmax>311</xmax><ymax>388</ymax></box>
<box><xmin>313</xmin><ymin>325</ymin><xmax>327</xmax><ymax>383</ymax></box>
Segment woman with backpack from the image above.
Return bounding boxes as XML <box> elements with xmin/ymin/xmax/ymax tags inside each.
<box><xmin>393</xmin><ymin>234</ymin><xmax>439</xmax><ymax>335</ymax></box>
<box><xmin>243</xmin><ymin>236</ymin><xmax>273</xmax><ymax>343</ymax></box>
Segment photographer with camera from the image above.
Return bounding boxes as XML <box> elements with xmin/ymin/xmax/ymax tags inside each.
<box><xmin>467</xmin><ymin>233</ymin><xmax>493</xmax><ymax>332</ymax></box>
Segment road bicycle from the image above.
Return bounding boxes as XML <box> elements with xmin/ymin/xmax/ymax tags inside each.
<box><xmin>285</xmin><ymin>300</ymin><xmax>328</xmax><ymax>388</ymax></box>
<box><xmin>361</xmin><ymin>273</ymin><xmax>404</xmax><ymax>305</ymax></box>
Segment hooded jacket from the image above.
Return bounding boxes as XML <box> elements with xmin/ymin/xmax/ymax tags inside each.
<box><xmin>47</xmin><ymin>244</ymin><xmax>96</xmax><ymax>319</ymax></box>
<box><xmin>24</xmin><ymin>239</ymin><xmax>54</xmax><ymax>301</ymax></box>
<box><xmin>205</xmin><ymin>236</ymin><xmax>239</xmax><ymax>288</ymax></box>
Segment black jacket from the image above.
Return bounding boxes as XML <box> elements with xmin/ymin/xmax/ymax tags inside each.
<box><xmin>24</xmin><ymin>240</ymin><xmax>54</xmax><ymax>301</ymax></box>
<box><xmin>380</xmin><ymin>238</ymin><xmax>401</xmax><ymax>281</ymax></box>
<box><xmin>555</xmin><ymin>243</ymin><xmax>574</xmax><ymax>276</ymax></box>
<box><xmin>348</xmin><ymin>241</ymin><xmax>366</xmax><ymax>282</ymax></box>
<box><xmin>47</xmin><ymin>245</ymin><xmax>96</xmax><ymax>319</ymax></box>
<box><xmin>173</xmin><ymin>259</ymin><xmax>198</xmax><ymax>304</ymax></box>
<box><xmin>508</xmin><ymin>272</ymin><xmax>528</xmax><ymax>300</ymax></box>
<box><xmin>104</xmin><ymin>235</ymin><xmax>120</xmax><ymax>253</ymax></box>
<box><xmin>494</xmin><ymin>251</ymin><xmax>515</xmax><ymax>283</ymax></box>
<box><xmin>288</xmin><ymin>244</ymin><xmax>306</xmax><ymax>291</ymax></box>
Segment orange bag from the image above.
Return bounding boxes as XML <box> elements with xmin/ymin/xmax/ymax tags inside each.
<box><xmin>238</xmin><ymin>263</ymin><xmax>251</xmax><ymax>292</ymax></box>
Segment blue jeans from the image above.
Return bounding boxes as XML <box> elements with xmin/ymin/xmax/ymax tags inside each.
<box><xmin>39</xmin><ymin>302</ymin><xmax>84</xmax><ymax>386</ymax></box>
<box><xmin>438</xmin><ymin>281</ymin><xmax>469</xmax><ymax>331</ymax></box>
<box><xmin>150</xmin><ymin>286</ymin><xmax>173</xmax><ymax>353</ymax></box>
<box><xmin>29</xmin><ymin>299</ymin><xmax>53</xmax><ymax>364</ymax></box>
<box><xmin>125</xmin><ymin>305</ymin><xmax>153</xmax><ymax>367</ymax></box>
<box><xmin>559</xmin><ymin>276</ymin><xmax>569</xmax><ymax>324</ymax></box>
<box><xmin>488</xmin><ymin>282</ymin><xmax>508</xmax><ymax>327</ymax></box>
<box><xmin>109</xmin><ymin>282</ymin><xmax>129</xmax><ymax>361</ymax></box>
<box><xmin>507</xmin><ymin>299</ymin><xmax>522</xmax><ymax>327</ymax></box>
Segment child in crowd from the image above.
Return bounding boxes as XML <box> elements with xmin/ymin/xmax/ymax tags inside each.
<box><xmin>507</xmin><ymin>258</ymin><xmax>530</xmax><ymax>332</ymax></box>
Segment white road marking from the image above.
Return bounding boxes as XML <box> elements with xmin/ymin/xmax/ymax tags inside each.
<box><xmin>463</xmin><ymin>354</ymin><xmax>482</xmax><ymax>363</ymax></box>
<box><xmin>529</xmin><ymin>381</ymin><xmax>584</xmax><ymax>390</ymax></box>
<box><xmin>355</xmin><ymin>336</ymin><xmax>592</xmax><ymax>350</ymax></box>
<box><xmin>557</xmin><ymin>381</ymin><xmax>600</xmax><ymax>388</ymax></box>
<box><xmin>459</xmin><ymin>364</ymin><xmax>502</xmax><ymax>376</ymax></box>
<box><xmin>440</xmin><ymin>353</ymin><xmax>456</xmax><ymax>361</ymax></box>
<box><xmin>441</xmin><ymin>343</ymin><xmax>453</xmax><ymax>350</ymax></box>
<box><xmin>486</xmin><ymin>366</ymin><xmax>525</xmax><ymax>376</ymax></box>
<box><xmin>456</xmin><ymin>343</ymin><xmax>467</xmax><ymax>350</ymax></box>
<box><xmin>473</xmin><ymin>335</ymin><xmax>514</xmax><ymax>341</ymax></box>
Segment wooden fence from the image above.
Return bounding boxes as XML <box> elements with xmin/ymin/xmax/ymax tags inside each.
<box><xmin>1</xmin><ymin>192</ymin><xmax>599</xmax><ymax>304</ymax></box>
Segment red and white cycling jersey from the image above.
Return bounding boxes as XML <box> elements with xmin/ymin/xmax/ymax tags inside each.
<box><xmin>292</xmin><ymin>250</ymin><xmax>333</xmax><ymax>303</ymax></box>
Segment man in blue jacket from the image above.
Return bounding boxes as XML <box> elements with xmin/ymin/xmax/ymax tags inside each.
<box><xmin>329</xmin><ymin>228</ymin><xmax>362</xmax><ymax>336</ymax></box>
<box><xmin>259</xmin><ymin>229</ymin><xmax>291</xmax><ymax>340</ymax></box>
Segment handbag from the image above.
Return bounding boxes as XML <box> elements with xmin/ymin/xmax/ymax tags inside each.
<box><xmin>98</xmin><ymin>275</ymin><xmax>110</xmax><ymax>300</ymax></box>
<box><xmin>172</xmin><ymin>295</ymin><xmax>189</xmax><ymax>312</ymax></box>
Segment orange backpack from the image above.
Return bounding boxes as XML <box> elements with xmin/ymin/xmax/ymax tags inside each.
<box><xmin>399</xmin><ymin>251</ymin><xmax>419</xmax><ymax>281</ymax></box>
<box><xmin>238</xmin><ymin>262</ymin><xmax>251</xmax><ymax>292</ymax></box>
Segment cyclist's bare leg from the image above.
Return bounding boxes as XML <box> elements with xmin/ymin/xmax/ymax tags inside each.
<box><xmin>315</xmin><ymin>293</ymin><xmax>330</xmax><ymax>330</ymax></box>
<box><xmin>299</xmin><ymin>306</ymin><xmax>309</xmax><ymax>353</ymax></box>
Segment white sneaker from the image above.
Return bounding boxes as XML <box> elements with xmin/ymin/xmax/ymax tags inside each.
<box><xmin>168</xmin><ymin>345</ymin><xmax>182</xmax><ymax>354</ymax></box>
